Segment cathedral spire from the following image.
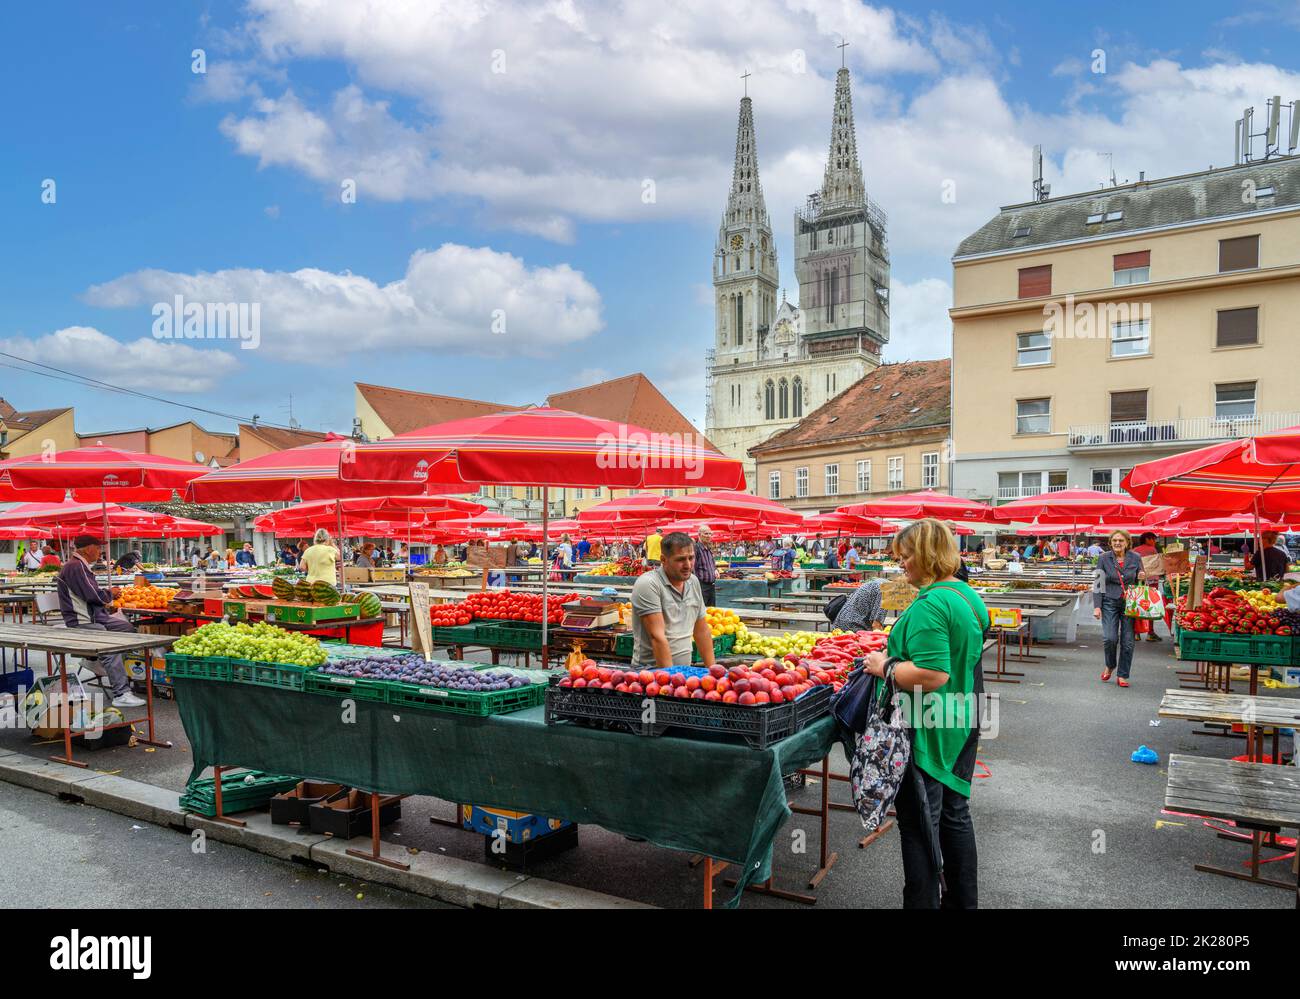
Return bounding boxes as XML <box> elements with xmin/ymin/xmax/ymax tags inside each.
<box><xmin>725</xmin><ymin>95</ymin><xmax>768</xmax><ymax>227</ymax></box>
<box><xmin>820</xmin><ymin>66</ymin><xmax>865</xmax><ymax>211</ymax></box>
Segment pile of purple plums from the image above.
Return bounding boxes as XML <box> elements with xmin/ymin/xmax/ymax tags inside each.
<box><xmin>316</xmin><ymin>654</ymin><xmax>529</xmax><ymax>691</ymax></box>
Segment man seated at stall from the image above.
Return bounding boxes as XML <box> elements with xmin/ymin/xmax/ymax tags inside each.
<box><xmin>55</xmin><ymin>535</ymin><xmax>144</xmax><ymax>709</ymax></box>
<box><xmin>630</xmin><ymin>532</ymin><xmax>715</xmax><ymax>671</ymax></box>
<box><xmin>1253</xmin><ymin>530</ymin><xmax>1291</xmax><ymax>581</ymax></box>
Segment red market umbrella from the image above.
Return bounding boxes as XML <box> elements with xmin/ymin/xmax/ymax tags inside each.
<box><xmin>802</xmin><ymin>511</ymin><xmax>893</xmax><ymax>536</ymax></box>
<box><xmin>661</xmin><ymin>490</ymin><xmax>802</xmax><ymax>525</ymax></box>
<box><xmin>1122</xmin><ymin>426</ymin><xmax>1300</xmax><ymax>519</ymax></box>
<box><xmin>184</xmin><ymin>434</ymin><xmax>444</xmax><ymax>503</ymax></box>
<box><xmin>434</xmin><ymin>513</ymin><xmax>529</xmax><ymax>532</ymax></box>
<box><xmin>577</xmin><ymin>493</ymin><xmax>674</xmax><ymax>523</ymax></box>
<box><xmin>1164</xmin><ymin>515</ymin><xmax>1293</xmax><ymax>535</ymax></box>
<box><xmin>991</xmin><ymin>488</ymin><xmax>1158</xmax><ymax>523</ymax></box>
<box><xmin>341</xmin><ymin>408</ymin><xmax>745</xmax><ymax>491</ymax></box>
<box><xmin>838</xmin><ymin>489</ymin><xmax>996</xmax><ymax>522</ymax></box>
<box><xmin>0</xmin><ymin>525</ymin><xmax>52</xmax><ymax>540</ymax></box>
<box><xmin>340</xmin><ymin>408</ymin><xmax>745</xmax><ymax>652</ymax></box>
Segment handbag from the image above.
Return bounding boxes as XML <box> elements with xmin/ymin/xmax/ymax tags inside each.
<box><xmin>823</xmin><ymin>592</ymin><xmax>848</xmax><ymax>624</ymax></box>
<box><xmin>1124</xmin><ymin>582</ymin><xmax>1164</xmax><ymax>620</ymax></box>
<box><xmin>847</xmin><ymin>663</ymin><xmax>911</xmax><ymax>832</ymax></box>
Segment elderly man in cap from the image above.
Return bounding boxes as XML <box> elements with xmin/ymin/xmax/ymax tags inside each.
<box><xmin>55</xmin><ymin>535</ymin><xmax>145</xmax><ymax>708</ymax></box>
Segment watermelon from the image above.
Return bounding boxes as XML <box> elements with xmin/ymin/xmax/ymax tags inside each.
<box><xmin>294</xmin><ymin>580</ymin><xmax>314</xmax><ymax>603</ymax></box>
<box><xmin>312</xmin><ymin>581</ymin><xmax>340</xmax><ymax>605</ymax></box>
<box><xmin>357</xmin><ymin>593</ymin><xmax>382</xmax><ymax>618</ymax></box>
<box><xmin>272</xmin><ymin>577</ymin><xmax>295</xmax><ymax>601</ymax></box>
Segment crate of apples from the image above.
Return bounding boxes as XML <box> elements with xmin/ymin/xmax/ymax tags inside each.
<box><xmin>559</xmin><ymin>658</ymin><xmax>816</xmax><ymax>706</ymax></box>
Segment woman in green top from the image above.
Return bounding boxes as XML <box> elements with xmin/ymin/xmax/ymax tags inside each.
<box><xmin>864</xmin><ymin>518</ymin><xmax>987</xmax><ymax>908</ymax></box>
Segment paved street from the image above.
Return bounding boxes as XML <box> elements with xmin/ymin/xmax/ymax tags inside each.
<box><xmin>0</xmin><ymin>781</ymin><xmax>450</xmax><ymax>909</ymax></box>
<box><xmin>1</xmin><ymin>630</ymin><xmax>1295</xmax><ymax>908</ymax></box>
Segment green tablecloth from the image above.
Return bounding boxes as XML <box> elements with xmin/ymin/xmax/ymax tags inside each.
<box><xmin>172</xmin><ymin>679</ymin><xmax>837</xmax><ymax>907</ymax></box>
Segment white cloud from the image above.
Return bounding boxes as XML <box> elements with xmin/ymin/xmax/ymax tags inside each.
<box><xmin>82</xmin><ymin>244</ymin><xmax>604</xmax><ymax>363</ymax></box>
<box><xmin>886</xmin><ymin>277</ymin><xmax>952</xmax><ymax>362</ymax></box>
<box><xmin>0</xmin><ymin>326</ymin><xmax>239</xmax><ymax>393</ymax></box>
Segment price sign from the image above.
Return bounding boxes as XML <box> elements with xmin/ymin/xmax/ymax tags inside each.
<box><xmin>1188</xmin><ymin>555</ymin><xmax>1207</xmax><ymax>610</ymax></box>
<box><xmin>880</xmin><ymin>578</ymin><xmax>918</xmax><ymax>611</ymax></box>
<box><xmin>408</xmin><ymin>581</ymin><xmax>433</xmax><ymax>661</ymax></box>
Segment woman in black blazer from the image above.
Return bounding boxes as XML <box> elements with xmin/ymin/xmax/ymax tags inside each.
<box><xmin>1091</xmin><ymin>529</ymin><xmax>1147</xmax><ymax>687</ymax></box>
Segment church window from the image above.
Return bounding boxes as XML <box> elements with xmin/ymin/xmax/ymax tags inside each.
<box><xmin>764</xmin><ymin>380</ymin><xmax>775</xmax><ymax>420</ymax></box>
<box><xmin>735</xmin><ymin>255</ymin><xmax>740</xmax><ymax>271</ymax></box>
<box><xmin>749</xmin><ymin>247</ymin><xmax>754</xmax><ymax>269</ymax></box>
<box><xmin>778</xmin><ymin>378</ymin><xmax>789</xmax><ymax>419</ymax></box>
<box><xmin>792</xmin><ymin>377</ymin><xmax>803</xmax><ymax>417</ymax></box>
<box><xmin>735</xmin><ymin>296</ymin><xmax>743</xmax><ymax>345</ymax></box>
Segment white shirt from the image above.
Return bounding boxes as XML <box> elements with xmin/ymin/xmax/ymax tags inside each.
<box><xmin>23</xmin><ymin>549</ymin><xmax>42</xmax><ymax>570</ymax></box>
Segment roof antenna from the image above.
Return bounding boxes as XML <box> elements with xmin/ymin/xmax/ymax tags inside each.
<box><xmin>1104</xmin><ymin>152</ymin><xmax>1118</xmax><ymax>187</ymax></box>
<box><xmin>1032</xmin><ymin>145</ymin><xmax>1051</xmax><ymax>201</ymax></box>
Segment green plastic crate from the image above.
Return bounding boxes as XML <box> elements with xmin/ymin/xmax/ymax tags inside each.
<box><xmin>229</xmin><ymin>659</ymin><xmax>314</xmax><ymax>691</ymax></box>
<box><xmin>304</xmin><ymin>671</ymin><xmax>394</xmax><ymax>702</ymax></box>
<box><xmin>614</xmin><ymin>632</ymin><xmax>634</xmax><ymax>658</ymax></box>
<box><xmin>478</xmin><ymin>623</ymin><xmax>545</xmax><ymax>650</ymax></box>
<box><xmin>430</xmin><ymin>623</ymin><xmax>483</xmax><ymax>645</ymax></box>
<box><xmin>181</xmin><ymin>771</ymin><xmax>303</xmax><ymax>816</ymax></box>
<box><xmin>1177</xmin><ymin>630</ymin><xmax>1294</xmax><ymax>666</ymax></box>
<box><xmin>387</xmin><ymin>668</ymin><xmax>547</xmax><ymax>717</ymax></box>
<box><xmin>691</xmin><ymin>633</ymin><xmax>731</xmax><ymax>662</ymax></box>
<box><xmin>163</xmin><ymin>652</ymin><xmax>232</xmax><ymax>682</ymax></box>
<box><xmin>264</xmin><ymin>603</ymin><xmax>359</xmax><ymax>625</ymax></box>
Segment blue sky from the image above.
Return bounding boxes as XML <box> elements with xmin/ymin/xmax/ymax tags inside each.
<box><xmin>3</xmin><ymin>0</ymin><xmax>1298</xmax><ymax>438</ymax></box>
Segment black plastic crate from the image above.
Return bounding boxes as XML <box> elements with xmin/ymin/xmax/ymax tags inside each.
<box><xmin>270</xmin><ymin>781</ymin><xmax>348</xmax><ymax>826</ymax></box>
<box><xmin>544</xmin><ymin>680</ymin><xmax>831</xmax><ymax>750</ymax></box>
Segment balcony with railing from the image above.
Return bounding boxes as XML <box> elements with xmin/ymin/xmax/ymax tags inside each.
<box><xmin>1067</xmin><ymin>412</ymin><xmax>1300</xmax><ymax>450</ymax></box>
<box><xmin>996</xmin><ymin>483</ymin><xmax>1069</xmax><ymax>501</ymax></box>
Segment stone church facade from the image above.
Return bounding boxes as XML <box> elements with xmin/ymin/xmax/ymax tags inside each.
<box><xmin>706</xmin><ymin>65</ymin><xmax>891</xmax><ymax>491</ymax></box>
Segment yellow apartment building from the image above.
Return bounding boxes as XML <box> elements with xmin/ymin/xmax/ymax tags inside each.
<box><xmin>950</xmin><ymin>155</ymin><xmax>1300</xmax><ymax>503</ymax></box>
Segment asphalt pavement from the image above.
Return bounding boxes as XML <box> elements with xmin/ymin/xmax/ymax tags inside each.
<box><xmin>1</xmin><ymin>628</ymin><xmax>1296</xmax><ymax>908</ymax></box>
<box><xmin>0</xmin><ymin>781</ymin><xmax>451</xmax><ymax>908</ymax></box>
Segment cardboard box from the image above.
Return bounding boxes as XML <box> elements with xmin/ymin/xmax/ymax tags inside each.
<box><xmin>342</xmin><ymin>566</ymin><xmax>371</xmax><ymax>583</ymax></box>
<box><xmin>460</xmin><ymin>804</ymin><xmax>572</xmax><ymax>844</ymax></box>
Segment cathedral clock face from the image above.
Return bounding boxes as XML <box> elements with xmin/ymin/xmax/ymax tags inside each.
<box><xmin>730</xmin><ymin>234</ymin><xmax>743</xmax><ymax>250</ymax></box>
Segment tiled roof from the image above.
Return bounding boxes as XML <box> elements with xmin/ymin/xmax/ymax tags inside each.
<box><xmin>955</xmin><ymin>156</ymin><xmax>1300</xmax><ymax>259</ymax></box>
<box><xmin>750</xmin><ymin>359</ymin><xmax>950</xmax><ymax>454</ymax></box>
<box><xmin>238</xmin><ymin>423</ymin><xmax>330</xmax><ymax>451</ymax></box>
<box><xmin>548</xmin><ymin>373</ymin><xmax>713</xmax><ymax>448</ymax></box>
<box><xmin>1</xmin><ymin>405</ymin><xmax>72</xmax><ymax>433</ymax></box>
<box><xmin>356</xmin><ymin>383</ymin><xmax>512</xmax><ymax>436</ymax></box>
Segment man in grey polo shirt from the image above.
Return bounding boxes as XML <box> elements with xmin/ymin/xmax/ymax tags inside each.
<box><xmin>630</xmin><ymin>532</ymin><xmax>715</xmax><ymax>669</ymax></box>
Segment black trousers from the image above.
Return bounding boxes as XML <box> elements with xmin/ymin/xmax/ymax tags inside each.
<box><xmin>892</xmin><ymin>733</ymin><xmax>979</xmax><ymax>909</ymax></box>
<box><xmin>700</xmin><ymin>581</ymin><xmax>716</xmax><ymax>608</ymax></box>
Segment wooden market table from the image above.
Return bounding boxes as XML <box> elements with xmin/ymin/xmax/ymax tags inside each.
<box><xmin>1164</xmin><ymin>754</ymin><xmax>1300</xmax><ymax>899</ymax></box>
<box><xmin>1158</xmin><ymin>688</ymin><xmax>1300</xmax><ymax>764</ymax></box>
<box><xmin>732</xmin><ymin>608</ymin><xmax>834</xmax><ymax>632</ymax></box>
<box><xmin>0</xmin><ymin>621</ymin><xmax>176</xmax><ymax>768</ymax></box>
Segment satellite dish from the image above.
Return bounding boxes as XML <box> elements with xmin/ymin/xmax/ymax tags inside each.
<box><xmin>195</xmin><ymin>451</ymin><xmax>205</xmax><ymax>463</ymax></box>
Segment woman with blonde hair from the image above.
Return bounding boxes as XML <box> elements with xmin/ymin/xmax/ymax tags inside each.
<box><xmin>862</xmin><ymin>518</ymin><xmax>987</xmax><ymax>908</ymax></box>
<box><xmin>1092</xmin><ymin>529</ymin><xmax>1145</xmax><ymax>686</ymax></box>
<box><xmin>301</xmin><ymin>528</ymin><xmax>339</xmax><ymax>584</ymax></box>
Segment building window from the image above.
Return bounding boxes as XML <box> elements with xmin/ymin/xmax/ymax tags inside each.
<box><xmin>922</xmin><ymin>452</ymin><xmax>939</xmax><ymax>489</ymax></box>
<box><xmin>792</xmin><ymin>377</ymin><xmax>803</xmax><ymax>417</ymax></box>
<box><xmin>1219</xmin><ymin>235</ymin><xmax>1259</xmax><ymax>273</ymax></box>
<box><xmin>998</xmin><ymin>470</ymin><xmax>1067</xmax><ymax>500</ymax></box>
<box><xmin>593</xmin><ymin>487</ymin><xmax>601</xmax><ymax>497</ymax></box>
<box><xmin>524</xmin><ymin>486</ymin><xmax>538</xmax><ymax>501</ymax></box>
<box><xmin>574</xmin><ymin>488</ymin><xmax>584</xmax><ymax>500</ymax></box>
<box><xmin>1110</xmin><ymin>318</ymin><xmax>1150</xmax><ymax>358</ymax></box>
<box><xmin>1016</xmin><ymin>398</ymin><xmax>1051</xmax><ymax>435</ymax></box>
<box><xmin>887</xmin><ymin>456</ymin><xmax>904</xmax><ymax>490</ymax></box>
<box><xmin>1109</xmin><ymin>389</ymin><xmax>1148</xmax><ymax>425</ymax></box>
<box><xmin>1113</xmin><ymin>250</ymin><xmax>1150</xmax><ymax>285</ymax></box>
<box><xmin>795</xmin><ymin>467</ymin><xmax>808</xmax><ymax>498</ymax></box>
<box><xmin>769</xmin><ymin>471</ymin><xmax>781</xmax><ymax>499</ymax></box>
<box><xmin>735</xmin><ymin>295</ymin><xmax>743</xmax><ymax>345</ymax></box>
<box><xmin>1216</xmin><ymin>306</ymin><xmax>1259</xmax><ymax>348</ymax></box>
<box><xmin>1091</xmin><ymin>468</ymin><xmax>1113</xmax><ymax>493</ymax></box>
<box><xmin>1215</xmin><ymin>381</ymin><xmax>1256</xmax><ymax>421</ymax></box>
<box><xmin>856</xmin><ymin>459</ymin><xmax>871</xmax><ymax>493</ymax></box>
<box><xmin>764</xmin><ymin>380</ymin><xmax>775</xmax><ymax>420</ymax></box>
<box><xmin>1017</xmin><ymin>265</ymin><xmax>1051</xmax><ymax>298</ymax></box>
<box><xmin>1016</xmin><ymin>331</ymin><xmax>1051</xmax><ymax>367</ymax></box>
<box><xmin>494</xmin><ymin>486</ymin><xmax>510</xmax><ymax>499</ymax></box>
<box><xmin>778</xmin><ymin>378</ymin><xmax>789</xmax><ymax>419</ymax></box>
<box><xmin>825</xmin><ymin>463</ymin><xmax>839</xmax><ymax>496</ymax></box>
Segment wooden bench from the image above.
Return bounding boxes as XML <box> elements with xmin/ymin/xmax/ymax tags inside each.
<box><xmin>1164</xmin><ymin>753</ymin><xmax>1300</xmax><ymax>898</ymax></box>
<box><xmin>1159</xmin><ymin>689</ymin><xmax>1300</xmax><ymax>764</ymax></box>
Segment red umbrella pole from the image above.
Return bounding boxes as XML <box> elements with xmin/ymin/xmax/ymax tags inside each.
<box><xmin>542</xmin><ymin>485</ymin><xmax>550</xmax><ymax>657</ymax></box>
